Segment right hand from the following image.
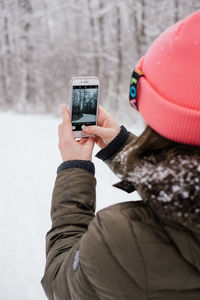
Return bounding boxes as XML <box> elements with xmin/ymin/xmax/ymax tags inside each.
<box><xmin>82</xmin><ymin>105</ymin><xmax>121</xmax><ymax>149</ymax></box>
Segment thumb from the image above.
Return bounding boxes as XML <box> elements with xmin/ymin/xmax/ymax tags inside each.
<box><xmin>83</xmin><ymin>126</ymin><xmax>111</xmax><ymax>138</ymax></box>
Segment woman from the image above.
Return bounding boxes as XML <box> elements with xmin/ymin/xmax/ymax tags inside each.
<box><xmin>41</xmin><ymin>10</ymin><xmax>200</xmax><ymax>300</ymax></box>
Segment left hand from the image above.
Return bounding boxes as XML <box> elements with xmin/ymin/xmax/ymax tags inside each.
<box><xmin>58</xmin><ymin>105</ymin><xmax>96</xmax><ymax>161</ymax></box>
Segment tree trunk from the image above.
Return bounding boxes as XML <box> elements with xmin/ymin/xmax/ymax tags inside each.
<box><xmin>17</xmin><ymin>0</ymin><xmax>33</xmax><ymax>111</ymax></box>
<box><xmin>174</xmin><ymin>0</ymin><xmax>179</xmax><ymax>23</ymax></box>
<box><xmin>88</xmin><ymin>0</ymin><xmax>99</xmax><ymax>75</ymax></box>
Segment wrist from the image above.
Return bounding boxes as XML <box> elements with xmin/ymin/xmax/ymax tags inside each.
<box><xmin>57</xmin><ymin>160</ymin><xmax>95</xmax><ymax>175</ymax></box>
<box><xmin>106</xmin><ymin>126</ymin><xmax>121</xmax><ymax>146</ymax></box>
<box><xmin>61</xmin><ymin>155</ymin><xmax>92</xmax><ymax>162</ymax></box>
<box><xmin>95</xmin><ymin>126</ymin><xmax>130</xmax><ymax>161</ymax></box>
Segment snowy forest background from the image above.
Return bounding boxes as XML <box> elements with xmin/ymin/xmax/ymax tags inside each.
<box><xmin>1</xmin><ymin>2</ymin><xmax>200</xmax><ymax>300</ymax></box>
<box><xmin>1</xmin><ymin>0</ymin><xmax>200</xmax><ymax>118</ymax></box>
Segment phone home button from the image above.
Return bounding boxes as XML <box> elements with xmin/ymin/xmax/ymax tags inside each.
<box><xmin>81</xmin><ymin>132</ymin><xmax>85</xmax><ymax>136</ymax></box>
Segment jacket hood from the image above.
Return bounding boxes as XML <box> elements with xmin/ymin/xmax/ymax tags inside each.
<box><xmin>127</xmin><ymin>155</ymin><xmax>200</xmax><ymax>227</ymax></box>
<box><xmin>113</xmin><ymin>144</ymin><xmax>200</xmax><ymax>228</ymax></box>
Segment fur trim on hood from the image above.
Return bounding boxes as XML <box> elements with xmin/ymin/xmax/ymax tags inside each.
<box><xmin>126</xmin><ymin>154</ymin><xmax>200</xmax><ymax>227</ymax></box>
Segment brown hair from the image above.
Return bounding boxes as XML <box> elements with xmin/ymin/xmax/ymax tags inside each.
<box><xmin>126</xmin><ymin>126</ymin><xmax>200</xmax><ymax>169</ymax></box>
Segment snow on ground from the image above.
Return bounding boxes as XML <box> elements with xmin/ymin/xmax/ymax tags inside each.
<box><xmin>0</xmin><ymin>112</ymin><xmax>143</xmax><ymax>300</ymax></box>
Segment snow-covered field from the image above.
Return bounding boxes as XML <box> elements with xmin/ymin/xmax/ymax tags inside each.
<box><xmin>0</xmin><ymin>112</ymin><xmax>143</xmax><ymax>300</ymax></box>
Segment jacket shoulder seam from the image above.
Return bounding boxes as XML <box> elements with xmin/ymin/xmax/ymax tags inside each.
<box><xmin>94</xmin><ymin>222</ymin><xmax>145</xmax><ymax>292</ymax></box>
<box><xmin>97</xmin><ymin>201</ymin><xmax>146</xmax><ymax>214</ymax></box>
<box><xmin>79</xmin><ymin>263</ymin><xmax>101</xmax><ymax>300</ymax></box>
<box><xmin>125</xmin><ymin>216</ymin><xmax>149</xmax><ymax>300</ymax></box>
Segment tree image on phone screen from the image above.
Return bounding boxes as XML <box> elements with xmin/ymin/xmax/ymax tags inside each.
<box><xmin>72</xmin><ymin>85</ymin><xmax>98</xmax><ymax>131</ymax></box>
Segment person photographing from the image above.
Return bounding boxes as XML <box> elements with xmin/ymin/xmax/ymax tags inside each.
<box><xmin>42</xmin><ymin>10</ymin><xmax>200</xmax><ymax>300</ymax></box>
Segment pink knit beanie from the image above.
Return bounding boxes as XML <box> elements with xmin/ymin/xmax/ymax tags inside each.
<box><xmin>133</xmin><ymin>10</ymin><xmax>200</xmax><ymax>146</ymax></box>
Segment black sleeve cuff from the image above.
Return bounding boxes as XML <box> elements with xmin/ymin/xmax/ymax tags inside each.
<box><xmin>57</xmin><ymin>160</ymin><xmax>95</xmax><ymax>176</ymax></box>
<box><xmin>95</xmin><ymin>125</ymin><xmax>130</xmax><ymax>161</ymax></box>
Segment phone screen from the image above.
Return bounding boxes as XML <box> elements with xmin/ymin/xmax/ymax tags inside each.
<box><xmin>72</xmin><ymin>85</ymin><xmax>98</xmax><ymax>131</ymax></box>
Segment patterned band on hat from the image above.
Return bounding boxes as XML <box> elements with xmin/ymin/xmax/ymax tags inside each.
<box><xmin>129</xmin><ymin>69</ymin><xmax>143</xmax><ymax>110</ymax></box>
<box><xmin>132</xmin><ymin>11</ymin><xmax>200</xmax><ymax>146</ymax></box>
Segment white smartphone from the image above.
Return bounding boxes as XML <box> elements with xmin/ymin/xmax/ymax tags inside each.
<box><xmin>70</xmin><ymin>77</ymin><xmax>100</xmax><ymax>138</ymax></box>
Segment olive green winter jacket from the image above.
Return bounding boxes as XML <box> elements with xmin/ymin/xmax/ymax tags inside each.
<box><xmin>41</xmin><ymin>134</ymin><xmax>200</xmax><ymax>300</ymax></box>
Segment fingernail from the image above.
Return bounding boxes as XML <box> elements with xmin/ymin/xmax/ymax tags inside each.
<box><xmin>83</xmin><ymin>127</ymin><xmax>88</xmax><ymax>132</ymax></box>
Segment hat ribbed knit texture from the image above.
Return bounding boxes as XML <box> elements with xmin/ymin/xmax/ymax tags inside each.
<box><xmin>136</xmin><ymin>10</ymin><xmax>200</xmax><ymax>146</ymax></box>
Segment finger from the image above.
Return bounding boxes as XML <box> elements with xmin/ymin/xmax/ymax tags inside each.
<box><xmin>97</xmin><ymin>105</ymin><xmax>105</xmax><ymax>125</ymax></box>
<box><xmin>62</xmin><ymin>104</ymin><xmax>71</xmax><ymax>123</ymax></box>
<box><xmin>97</xmin><ymin>105</ymin><xmax>110</xmax><ymax>125</ymax></box>
<box><xmin>61</xmin><ymin>105</ymin><xmax>74</xmax><ymax>140</ymax></box>
<box><xmin>83</xmin><ymin>125</ymin><xmax>111</xmax><ymax>138</ymax></box>
<box><xmin>62</xmin><ymin>104</ymin><xmax>70</xmax><ymax>114</ymax></box>
<box><xmin>58</xmin><ymin>123</ymin><xmax>63</xmax><ymax>140</ymax></box>
<box><xmin>78</xmin><ymin>138</ymin><xmax>88</xmax><ymax>145</ymax></box>
<box><xmin>99</xmin><ymin>105</ymin><xmax>108</xmax><ymax>114</ymax></box>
